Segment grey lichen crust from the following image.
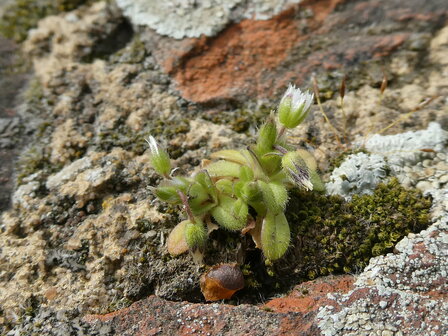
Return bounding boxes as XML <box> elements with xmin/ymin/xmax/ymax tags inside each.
<box><xmin>116</xmin><ymin>0</ymin><xmax>301</xmax><ymax>39</ymax></box>
<box><xmin>316</xmin><ymin>217</ymin><xmax>448</xmax><ymax>336</ymax></box>
<box><xmin>326</xmin><ymin>153</ymin><xmax>388</xmax><ymax>200</ymax></box>
<box><xmin>364</xmin><ymin>122</ymin><xmax>448</xmax><ymax>168</ymax></box>
<box><xmin>326</xmin><ymin>122</ymin><xmax>448</xmax><ymax>201</ymax></box>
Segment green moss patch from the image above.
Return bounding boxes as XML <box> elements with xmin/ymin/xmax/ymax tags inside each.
<box><xmin>281</xmin><ymin>178</ymin><xmax>430</xmax><ymax>277</ymax></box>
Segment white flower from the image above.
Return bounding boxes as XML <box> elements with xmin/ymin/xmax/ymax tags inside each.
<box><xmin>278</xmin><ymin>84</ymin><xmax>314</xmax><ymax>129</ymax></box>
<box><xmin>146</xmin><ymin>135</ymin><xmax>160</xmax><ymax>155</ymax></box>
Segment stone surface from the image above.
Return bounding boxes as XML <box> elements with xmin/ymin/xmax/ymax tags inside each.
<box><xmin>85</xmin><ymin>216</ymin><xmax>448</xmax><ymax>335</ymax></box>
<box><xmin>117</xmin><ymin>0</ymin><xmax>302</xmax><ymax>39</ymax></box>
<box><xmin>1</xmin><ymin>0</ymin><xmax>448</xmax><ymax>334</ymax></box>
<box><xmin>0</xmin><ymin>34</ymin><xmax>28</xmax><ymax>211</ymax></box>
<box><xmin>140</xmin><ymin>0</ymin><xmax>448</xmax><ymax>103</ymax></box>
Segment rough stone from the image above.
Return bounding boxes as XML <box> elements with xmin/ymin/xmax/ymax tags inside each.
<box><xmin>141</xmin><ymin>0</ymin><xmax>448</xmax><ymax>103</ymax></box>
<box><xmin>1</xmin><ymin>0</ymin><xmax>448</xmax><ymax>334</ymax></box>
<box><xmin>117</xmin><ymin>0</ymin><xmax>301</xmax><ymax>39</ymax></box>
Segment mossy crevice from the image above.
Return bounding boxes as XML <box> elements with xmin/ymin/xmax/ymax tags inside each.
<box><xmin>120</xmin><ymin>177</ymin><xmax>432</xmax><ymax>305</ymax></box>
<box><xmin>233</xmin><ymin>178</ymin><xmax>431</xmax><ymax>301</ymax></box>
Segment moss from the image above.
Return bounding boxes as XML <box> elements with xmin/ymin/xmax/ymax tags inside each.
<box><xmin>278</xmin><ymin>177</ymin><xmax>431</xmax><ymax>280</ymax></box>
<box><xmin>101</xmin><ymin>297</ymin><xmax>133</xmax><ymax>315</ymax></box>
<box><xmin>109</xmin><ymin>35</ymin><xmax>147</xmax><ymax>65</ymax></box>
<box><xmin>0</xmin><ymin>0</ymin><xmax>98</xmax><ymax>42</ymax></box>
<box><xmin>15</xmin><ymin>144</ymin><xmax>63</xmax><ymax>186</ymax></box>
<box><xmin>230</xmin><ymin>178</ymin><xmax>431</xmax><ymax>301</ymax></box>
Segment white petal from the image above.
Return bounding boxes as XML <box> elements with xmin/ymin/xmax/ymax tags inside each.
<box><xmin>147</xmin><ymin>136</ymin><xmax>159</xmax><ymax>155</ymax></box>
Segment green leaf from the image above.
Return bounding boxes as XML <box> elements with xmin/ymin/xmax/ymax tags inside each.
<box><xmin>188</xmin><ymin>182</ymin><xmax>216</xmax><ymax>215</ymax></box>
<box><xmin>206</xmin><ymin>160</ymin><xmax>242</xmax><ymax>178</ymax></box>
<box><xmin>310</xmin><ymin>170</ymin><xmax>325</xmax><ymax>192</ymax></box>
<box><xmin>237</xmin><ymin>181</ymin><xmax>261</xmax><ymax>203</ymax></box>
<box><xmin>185</xmin><ymin>219</ymin><xmax>207</xmax><ymax>250</ymax></box>
<box><xmin>239</xmin><ymin>166</ymin><xmax>254</xmax><ymax>182</ymax></box>
<box><xmin>210</xmin><ymin>149</ymin><xmax>247</xmax><ymax>164</ymax></box>
<box><xmin>211</xmin><ymin>196</ymin><xmax>248</xmax><ymax>230</ymax></box>
<box><xmin>154</xmin><ymin>177</ymin><xmax>190</xmax><ymax>203</ymax></box>
<box><xmin>215</xmin><ymin>178</ymin><xmax>234</xmax><ymax>195</ymax></box>
<box><xmin>258</xmin><ymin>181</ymin><xmax>288</xmax><ymax>213</ymax></box>
<box><xmin>194</xmin><ymin>170</ymin><xmax>217</xmax><ymax>200</ymax></box>
<box><xmin>261</xmin><ymin>212</ymin><xmax>290</xmax><ymax>260</ymax></box>
<box><xmin>167</xmin><ymin>220</ymin><xmax>189</xmax><ymax>256</ymax></box>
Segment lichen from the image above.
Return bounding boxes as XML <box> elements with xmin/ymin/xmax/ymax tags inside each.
<box><xmin>116</xmin><ymin>0</ymin><xmax>301</xmax><ymax>39</ymax></box>
<box><xmin>326</xmin><ymin>152</ymin><xmax>389</xmax><ymax>200</ymax></box>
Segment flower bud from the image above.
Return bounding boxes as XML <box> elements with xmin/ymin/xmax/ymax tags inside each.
<box><xmin>147</xmin><ymin>136</ymin><xmax>171</xmax><ymax>177</ymax></box>
<box><xmin>281</xmin><ymin>151</ymin><xmax>313</xmax><ymax>191</ymax></box>
<box><xmin>256</xmin><ymin>114</ymin><xmax>278</xmax><ymax>154</ymax></box>
<box><xmin>278</xmin><ymin>84</ymin><xmax>314</xmax><ymax>129</ymax></box>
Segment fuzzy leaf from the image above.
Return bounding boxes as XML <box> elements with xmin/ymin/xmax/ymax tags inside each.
<box><xmin>167</xmin><ymin>220</ymin><xmax>189</xmax><ymax>256</ymax></box>
<box><xmin>237</xmin><ymin>181</ymin><xmax>261</xmax><ymax>203</ymax></box>
<box><xmin>154</xmin><ymin>177</ymin><xmax>191</xmax><ymax>203</ymax></box>
<box><xmin>185</xmin><ymin>219</ymin><xmax>207</xmax><ymax>250</ymax></box>
<box><xmin>155</xmin><ymin>185</ymin><xmax>181</xmax><ymax>203</ymax></box>
<box><xmin>194</xmin><ymin>171</ymin><xmax>217</xmax><ymax>200</ymax></box>
<box><xmin>239</xmin><ymin>166</ymin><xmax>254</xmax><ymax>182</ymax></box>
<box><xmin>206</xmin><ymin>160</ymin><xmax>242</xmax><ymax>178</ymax></box>
<box><xmin>261</xmin><ymin>212</ymin><xmax>290</xmax><ymax>260</ymax></box>
<box><xmin>310</xmin><ymin>170</ymin><xmax>325</xmax><ymax>192</ymax></box>
<box><xmin>211</xmin><ymin>196</ymin><xmax>247</xmax><ymax>231</ymax></box>
<box><xmin>188</xmin><ymin>182</ymin><xmax>216</xmax><ymax>215</ymax></box>
<box><xmin>258</xmin><ymin>181</ymin><xmax>289</xmax><ymax>213</ymax></box>
<box><xmin>210</xmin><ymin>150</ymin><xmax>247</xmax><ymax>165</ymax></box>
<box><xmin>215</xmin><ymin>178</ymin><xmax>234</xmax><ymax>195</ymax></box>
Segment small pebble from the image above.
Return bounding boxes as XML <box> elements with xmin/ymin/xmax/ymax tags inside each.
<box><xmin>422</xmin><ymin>159</ymin><xmax>432</xmax><ymax>168</ymax></box>
<box><xmin>423</xmin><ymin>167</ymin><xmax>435</xmax><ymax>176</ymax></box>
<box><xmin>439</xmin><ymin>174</ymin><xmax>448</xmax><ymax>184</ymax></box>
<box><xmin>436</xmin><ymin>162</ymin><xmax>448</xmax><ymax>171</ymax></box>
<box><xmin>416</xmin><ymin>181</ymin><xmax>432</xmax><ymax>192</ymax></box>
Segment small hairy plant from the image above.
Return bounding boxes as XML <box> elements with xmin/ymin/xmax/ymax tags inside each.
<box><xmin>148</xmin><ymin>84</ymin><xmax>324</xmax><ymax>261</ymax></box>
